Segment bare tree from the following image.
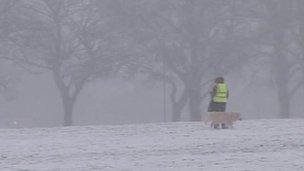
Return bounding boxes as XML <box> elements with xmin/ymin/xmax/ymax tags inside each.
<box><xmin>0</xmin><ymin>0</ymin><xmax>18</xmax><ymax>99</ymax></box>
<box><xmin>129</xmin><ymin>0</ymin><xmax>255</xmax><ymax>121</ymax></box>
<box><xmin>288</xmin><ymin>0</ymin><xmax>304</xmax><ymax>117</ymax></box>
<box><xmin>259</xmin><ymin>0</ymin><xmax>301</xmax><ymax>118</ymax></box>
<box><xmin>7</xmin><ymin>0</ymin><xmax>127</xmax><ymax>126</ymax></box>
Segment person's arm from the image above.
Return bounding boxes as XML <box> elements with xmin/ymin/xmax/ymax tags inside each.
<box><xmin>210</xmin><ymin>85</ymin><xmax>217</xmax><ymax>97</ymax></box>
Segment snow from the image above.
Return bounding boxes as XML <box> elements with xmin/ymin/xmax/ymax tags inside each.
<box><xmin>0</xmin><ymin>119</ymin><xmax>304</xmax><ymax>171</ymax></box>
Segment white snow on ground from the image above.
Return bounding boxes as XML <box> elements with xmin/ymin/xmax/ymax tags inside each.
<box><xmin>0</xmin><ymin>119</ymin><xmax>304</xmax><ymax>171</ymax></box>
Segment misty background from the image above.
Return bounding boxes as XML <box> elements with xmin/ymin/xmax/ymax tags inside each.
<box><xmin>0</xmin><ymin>0</ymin><xmax>303</xmax><ymax>128</ymax></box>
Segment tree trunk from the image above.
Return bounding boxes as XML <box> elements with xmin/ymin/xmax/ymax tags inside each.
<box><xmin>171</xmin><ymin>103</ymin><xmax>183</xmax><ymax>122</ymax></box>
<box><xmin>171</xmin><ymin>90</ymin><xmax>188</xmax><ymax>122</ymax></box>
<box><xmin>277</xmin><ymin>94</ymin><xmax>290</xmax><ymax>118</ymax></box>
<box><xmin>62</xmin><ymin>96</ymin><xmax>75</xmax><ymax>126</ymax></box>
<box><xmin>265</xmin><ymin>0</ymin><xmax>292</xmax><ymax>118</ymax></box>
<box><xmin>272</xmin><ymin>32</ymin><xmax>291</xmax><ymax>118</ymax></box>
<box><xmin>52</xmin><ymin>70</ymin><xmax>81</xmax><ymax>126</ymax></box>
<box><xmin>273</xmin><ymin>51</ymin><xmax>291</xmax><ymax>118</ymax></box>
<box><xmin>168</xmin><ymin>78</ymin><xmax>188</xmax><ymax>122</ymax></box>
<box><xmin>186</xmin><ymin>77</ymin><xmax>202</xmax><ymax>121</ymax></box>
<box><xmin>188</xmin><ymin>87</ymin><xmax>202</xmax><ymax>121</ymax></box>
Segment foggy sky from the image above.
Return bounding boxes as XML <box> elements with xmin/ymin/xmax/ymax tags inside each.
<box><xmin>0</xmin><ymin>0</ymin><xmax>303</xmax><ymax>128</ymax></box>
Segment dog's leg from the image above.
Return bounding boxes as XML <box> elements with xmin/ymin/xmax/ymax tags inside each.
<box><xmin>228</xmin><ymin>122</ymin><xmax>233</xmax><ymax>129</ymax></box>
<box><xmin>213</xmin><ymin>122</ymin><xmax>220</xmax><ymax>129</ymax></box>
<box><xmin>221</xmin><ymin>123</ymin><xmax>228</xmax><ymax>129</ymax></box>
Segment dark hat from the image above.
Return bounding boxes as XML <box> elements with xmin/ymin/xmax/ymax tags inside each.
<box><xmin>215</xmin><ymin>77</ymin><xmax>224</xmax><ymax>83</ymax></box>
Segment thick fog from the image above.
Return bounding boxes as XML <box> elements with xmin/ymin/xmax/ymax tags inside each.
<box><xmin>0</xmin><ymin>0</ymin><xmax>303</xmax><ymax>128</ymax></box>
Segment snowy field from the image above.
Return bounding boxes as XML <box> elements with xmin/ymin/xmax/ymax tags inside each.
<box><xmin>0</xmin><ymin>119</ymin><xmax>304</xmax><ymax>171</ymax></box>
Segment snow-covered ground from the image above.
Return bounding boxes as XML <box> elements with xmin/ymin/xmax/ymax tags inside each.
<box><xmin>0</xmin><ymin>119</ymin><xmax>304</xmax><ymax>171</ymax></box>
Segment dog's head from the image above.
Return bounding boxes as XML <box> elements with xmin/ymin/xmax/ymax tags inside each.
<box><xmin>231</xmin><ymin>112</ymin><xmax>241</xmax><ymax>121</ymax></box>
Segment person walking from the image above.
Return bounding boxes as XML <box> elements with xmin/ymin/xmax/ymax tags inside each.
<box><xmin>208</xmin><ymin>77</ymin><xmax>229</xmax><ymax>128</ymax></box>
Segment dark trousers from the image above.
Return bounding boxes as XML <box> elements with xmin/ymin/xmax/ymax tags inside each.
<box><xmin>208</xmin><ymin>101</ymin><xmax>226</xmax><ymax>112</ymax></box>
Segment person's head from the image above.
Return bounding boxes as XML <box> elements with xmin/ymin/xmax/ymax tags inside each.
<box><xmin>215</xmin><ymin>77</ymin><xmax>224</xmax><ymax>83</ymax></box>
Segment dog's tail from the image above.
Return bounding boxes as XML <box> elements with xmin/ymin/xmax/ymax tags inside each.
<box><xmin>202</xmin><ymin>115</ymin><xmax>211</xmax><ymax>125</ymax></box>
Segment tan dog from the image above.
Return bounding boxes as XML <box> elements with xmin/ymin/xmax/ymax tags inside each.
<box><xmin>203</xmin><ymin>112</ymin><xmax>241</xmax><ymax>129</ymax></box>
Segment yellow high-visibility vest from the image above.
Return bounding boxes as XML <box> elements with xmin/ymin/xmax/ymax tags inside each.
<box><xmin>213</xmin><ymin>83</ymin><xmax>228</xmax><ymax>103</ymax></box>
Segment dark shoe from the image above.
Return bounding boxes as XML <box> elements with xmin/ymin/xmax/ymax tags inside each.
<box><xmin>221</xmin><ymin>123</ymin><xmax>228</xmax><ymax>129</ymax></box>
<box><xmin>213</xmin><ymin>123</ymin><xmax>220</xmax><ymax>129</ymax></box>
